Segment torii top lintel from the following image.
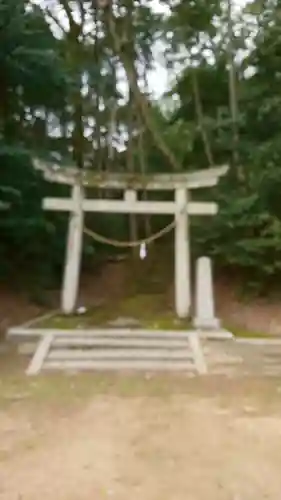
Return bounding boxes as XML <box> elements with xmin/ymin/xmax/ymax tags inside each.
<box><xmin>34</xmin><ymin>159</ymin><xmax>228</xmax><ymax>191</ymax></box>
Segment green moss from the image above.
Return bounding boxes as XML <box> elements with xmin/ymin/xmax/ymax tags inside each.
<box><xmin>34</xmin><ymin>293</ymin><xmax>191</xmax><ymax>331</ymax></box>
<box><xmin>144</xmin><ymin>312</ymin><xmax>191</xmax><ymax>330</ymax></box>
<box><xmin>226</xmin><ymin>325</ymin><xmax>274</xmax><ymax>338</ymax></box>
<box><xmin>34</xmin><ymin>299</ymin><xmax>273</xmax><ymax>337</ymax></box>
<box><xmin>83</xmin><ymin>171</ymin><xmax>151</xmax><ymax>188</ymax></box>
<box><xmin>38</xmin><ymin>306</ymin><xmax>117</xmax><ymax>329</ymax></box>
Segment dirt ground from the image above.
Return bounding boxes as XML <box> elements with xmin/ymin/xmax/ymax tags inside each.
<box><xmin>2</xmin><ymin>261</ymin><xmax>281</xmax><ymax>337</ymax></box>
<box><xmin>2</xmin><ymin>262</ymin><xmax>281</xmax><ymax>498</ymax></box>
<box><xmin>1</xmin><ymin>365</ymin><xmax>281</xmax><ymax>500</ymax></box>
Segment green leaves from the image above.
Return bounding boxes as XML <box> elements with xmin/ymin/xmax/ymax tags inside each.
<box><xmin>1</xmin><ymin>0</ymin><xmax>281</xmax><ymax>292</ymax></box>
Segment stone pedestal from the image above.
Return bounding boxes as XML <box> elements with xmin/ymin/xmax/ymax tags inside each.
<box><xmin>193</xmin><ymin>256</ymin><xmax>220</xmax><ymax>329</ymax></box>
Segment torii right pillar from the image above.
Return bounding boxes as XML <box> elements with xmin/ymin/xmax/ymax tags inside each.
<box><xmin>175</xmin><ymin>187</ymin><xmax>191</xmax><ymax>319</ymax></box>
<box><xmin>173</xmin><ymin>166</ymin><xmax>229</xmax><ymax>319</ymax></box>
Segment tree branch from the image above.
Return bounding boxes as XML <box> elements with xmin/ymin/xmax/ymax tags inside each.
<box><xmin>45</xmin><ymin>7</ymin><xmax>67</xmax><ymax>35</ymax></box>
<box><xmin>227</xmin><ymin>0</ymin><xmax>240</xmax><ymax>172</ymax></box>
<box><xmin>191</xmin><ymin>70</ymin><xmax>214</xmax><ymax>166</ymax></box>
<box><xmin>106</xmin><ymin>9</ymin><xmax>181</xmax><ymax>172</ymax></box>
<box><xmin>58</xmin><ymin>0</ymin><xmax>76</xmax><ymax>28</ymax></box>
<box><xmin>77</xmin><ymin>0</ymin><xmax>86</xmax><ymax>38</ymax></box>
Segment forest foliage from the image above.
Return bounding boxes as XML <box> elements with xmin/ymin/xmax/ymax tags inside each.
<box><xmin>1</xmin><ymin>0</ymin><xmax>281</xmax><ymax>292</ymax></box>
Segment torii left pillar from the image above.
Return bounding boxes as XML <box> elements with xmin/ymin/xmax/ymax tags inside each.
<box><xmin>62</xmin><ymin>181</ymin><xmax>84</xmax><ymax>314</ymax></box>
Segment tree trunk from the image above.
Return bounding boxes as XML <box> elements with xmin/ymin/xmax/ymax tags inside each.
<box><xmin>227</xmin><ymin>0</ymin><xmax>240</xmax><ymax>179</ymax></box>
<box><xmin>127</xmin><ymin>96</ymin><xmax>138</xmax><ymax>256</ymax></box>
<box><xmin>106</xmin><ymin>9</ymin><xmax>181</xmax><ymax>172</ymax></box>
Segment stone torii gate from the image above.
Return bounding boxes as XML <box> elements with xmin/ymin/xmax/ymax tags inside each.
<box><xmin>35</xmin><ymin>160</ymin><xmax>228</xmax><ymax>319</ymax></box>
